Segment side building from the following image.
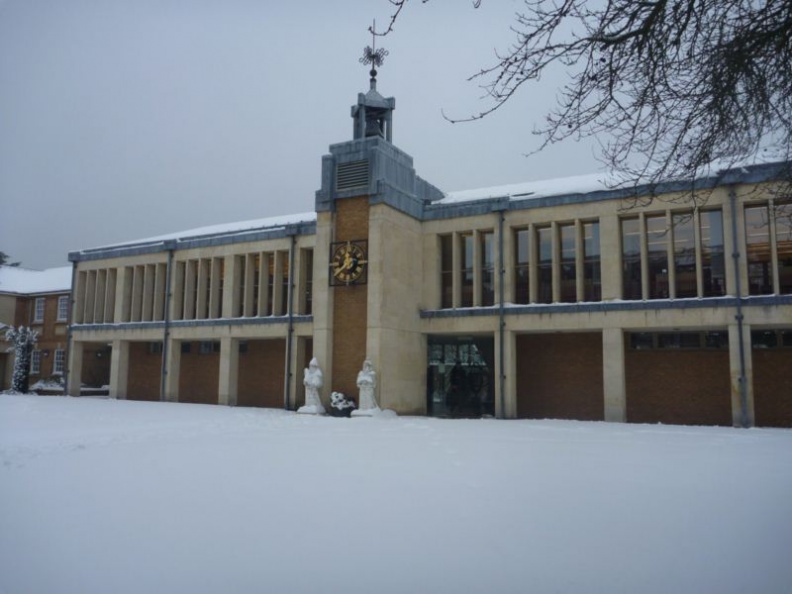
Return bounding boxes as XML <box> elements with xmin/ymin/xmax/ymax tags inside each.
<box><xmin>66</xmin><ymin>78</ymin><xmax>792</xmax><ymax>427</ymax></box>
<box><xmin>0</xmin><ymin>265</ymin><xmax>105</xmax><ymax>393</ymax></box>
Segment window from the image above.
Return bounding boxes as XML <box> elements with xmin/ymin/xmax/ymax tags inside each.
<box><xmin>701</xmin><ymin>210</ymin><xmax>726</xmax><ymax>297</ymax></box>
<box><xmin>536</xmin><ymin>226</ymin><xmax>552</xmax><ymax>303</ymax></box>
<box><xmin>559</xmin><ymin>224</ymin><xmax>576</xmax><ymax>302</ymax></box>
<box><xmin>199</xmin><ymin>341</ymin><xmax>220</xmax><ymax>354</ymax></box>
<box><xmin>672</xmin><ymin>213</ymin><xmax>696</xmax><ymax>298</ymax></box>
<box><xmin>621</xmin><ymin>218</ymin><xmax>642</xmax><ymax>300</ymax></box>
<box><xmin>480</xmin><ymin>231</ymin><xmax>495</xmax><ymax>306</ymax></box>
<box><xmin>303</xmin><ymin>249</ymin><xmax>313</xmax><ymax>315</ymax></box>
<box><xmin>745</xmin><ymin>205</ymin><xmax>773</xmax><ymax>295</ymax></box>
<box><xmin>583</xmin><ymin>221</ymin><xmax>601</xmax><ymax>301</ymax></box>
<box><xmin>752</xmin><ymin>329</ymin><xmax>792</xmax><ymax>349</ymax></box>
<box><xmin>460</xmin><ymin>233</ymin><xmax>474</xmax><ymax>307</ymax></box>
<box><xmin>30</xmin><ymin>350</ymin><xmax>41</xmax><ymax>374</ymax></box>
<box><xmin>148</xmin><ymin>342</ymin><xmax>163</xmax><ymax>355</ymax></box>
<box><xmin>53</xmin><ymin>349</ymin><xmax>65</xmax><ymax>375</ymax></box>
<box><xmin>57</xmin><ymin>295</ymin><xmax>70</xmax><ymax>321</ymax></box>
<box><xmin>622</xmin><ymin>209</ymin><xmax>725</xmax><ymax>300</ymax></box>
<box><xmin>33</xmin><ymin>298</ymin><xmax>45</xmax><ymax>323</ymax></box>
<box><xmin>514</xmin><ymin>229</ymin><xmax>529</xmax><ymax>304</ymax></box>
<box><xmin>646</xmin><ymin>215</ymin><xmax>669</xmax><ymax>299</ymax></box>
<box><xmin>628</xmin><ymin>331</ymin><xmax>727</xmax><ymax>350</ymax></box>
<box><xmin>440</xmin><ymin>235</ymin><xmax>453</xmax><ymax>308</ymax></box>
<box><xmin>777</xmin><ymin>201</ymin><xmax>792</xmax><ymax>294</ymax></box>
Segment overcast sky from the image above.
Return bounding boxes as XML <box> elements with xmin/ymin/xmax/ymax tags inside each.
<box><xmin>0</xmin><ymin>0</ymin><xmax>603</xmax><ymax>270</ymax></box>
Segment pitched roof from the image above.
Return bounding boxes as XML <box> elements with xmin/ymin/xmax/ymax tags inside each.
<box><xmin>0</xmin><ymin>266</ymin><xmax>72</xmax><ymax>295</ymax></box>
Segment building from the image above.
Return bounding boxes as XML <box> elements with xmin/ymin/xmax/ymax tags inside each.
<box><xmin>0</xmin><ymin>266</ymin><xmax>93</xmax><ymax>392</ymax></box>
<box><xmin>65</xmin><ymin>70</ymin><xmax>792</xmax><ymax>427</ymax></box>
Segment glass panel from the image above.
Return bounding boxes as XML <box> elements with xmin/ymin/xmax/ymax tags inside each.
<box><xmin>703</xmin><ymin>331</ymin><xmax>728</xmax><ymax>349</ymax></box>
<box><xmin>514</xmin><ymin>229</ymin><xmax>529</xmax><ymax>304</ymax></box>
<box><xmin>701</xmin><ymin>210</ymin><xmax>726</xmax><ymax>297</ymax></box>
<box><xmin>672</xmin><ymin>212</ymin><xmax>697</xmax><ymax>298</ymax></box>
<box><xmin>781</xmin><ymin>330</ymin><xmax>792</xmax><ymax>347</ymax></box>
<box><xmin>559</xmin><ymin>224</ymin><xmax>576</xmax><ymax>303</ymax></box>
<box><xmin>426</xmin><ymin>336</ymin><xmax>495</xmax><ymax>418</ymax></box>
<box><xmin>745</xmin><ymin>205</ymin><xmax>773</xmax><ymax>295</ymax></box>
<box><xmin>629</xmin><ymin>333</ymin><xmax>654</xmax><ymax>350</ymax></box>
<box><xmin>280</xmin><ymin>254</ymin><xmax>290</xmax><ymax>316</ymax></box>
<box><xmin>751</xmin><ymin>330</ymin><xmax>777</xmax><ymax>349</ymax></box>
<box><xmin>657</xmin><ymin>332</ymin><xmax>701</xmax><ymax>349</ymax></box>
<box><xmin>621</xmin><ymin>218</ymin><xmax>642</xmax><ymax>299</ymax></box>
<box><xmin>775</xmin><ymin>200</ymin><xmax>792</xmax><ymax>294</ymax></box>
<box><xmin>646</xmin><ymin>215</ymin><xmax>669</xmax><ymax>299</ymax></box>
<box><xmin>537</xmin><ymin>226</ymin><xmax>552</xmax><ymax>303</ymax></box>
<box><xmin>481</xmin><ymin>232</ymin><xmax>495</xmax><ymax>306</ymax></box>
<box><xmin>461</xmin><ymin>234</ymin><xmax>474</xmax><ymax>307</ymax></box>
<box><xmin>583</xmin><ymin>221</ymin><xmax>601</xmax><ymax>301</ymax></box>
<box><xmin>440</xmin><ymin>235</ymin><xmax>453</xmax><ymax>309</ymax></box>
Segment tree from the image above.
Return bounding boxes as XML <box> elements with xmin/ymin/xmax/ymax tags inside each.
<box><xmin>4</xmin><ymin>326</ymin><xmax>38</xmax><ymax>393</ymax></box>
<box><xmin>0</xmin><ymin>251</ymin><xmax>21</xmax><ymax>267</ymax></box>
<box><xmin>378</xmin><ymin>0</ymin><xmax>792</xmax><ymax>189</ymax></box>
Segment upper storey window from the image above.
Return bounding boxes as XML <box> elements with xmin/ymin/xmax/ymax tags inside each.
<box><xmin>620</xmin><ymin>209</ymin><xmax>725</xmax><ymax>300</ymax></box>
<box><xmin>745</xmin><ymin>201</ymin><xmax>792</xmax><ymax>295</ymax></box>
<box><xmin>33</xmin><ymin>298</ymin><xmax>45</xmax><ymax>323</ymax></box>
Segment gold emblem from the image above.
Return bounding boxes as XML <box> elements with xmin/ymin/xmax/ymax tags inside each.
<box><xmin>330</xmin><ymin>240</ymin><xmax>368</xmax><ymax>285</ymax></box>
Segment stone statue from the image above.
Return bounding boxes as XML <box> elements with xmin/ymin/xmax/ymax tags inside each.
<box><xmin>297</xmin><ymin>357</ymin><xmax>325</xmax><ymax>415</ymax></box>
<box><xmin>351</xmin><ymin>359</ymin><xmax>380</xmax><ymax>417</ymax></box>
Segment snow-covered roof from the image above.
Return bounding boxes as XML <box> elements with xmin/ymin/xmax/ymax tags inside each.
<box><xmin>83</xmin><ymin>212</ymin><xmax>318</xmax><ymax>252</ymax></box>
<box><xmin>441</xmin><ymin>172</ymin><xmax>616</xmax><ymax>204</ymax></box>
<box><xmin>0</xmin><ymin>266</ymin><xmax>72</xmax><ymax>295</ymax></box>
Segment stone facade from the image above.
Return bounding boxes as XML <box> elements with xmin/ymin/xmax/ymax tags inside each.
<box><xmin>63</xmin><ymin>82</ymin><xmax>792</xmax><ymax>428</ymax></box>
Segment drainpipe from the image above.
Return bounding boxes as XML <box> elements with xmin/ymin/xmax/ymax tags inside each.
<box><xmin>729</xmin><ymin>187</ymin><xmax>749</xmax><ymax>427</ymax></box>
<box><xmin>283</xmin><ymin>232</ymin><xmax>297</xmax><ymax>410</ymax></box>
<box><xmin>63</xmin><ymin>259</ymin><xmax>78</xmax><ymax>396</ymax></box>
<box><xmin>495</xmin><ymin>199</ymin><xmax>508</xmax><ymax>420</ymax></box>
<box><xmin>160</xmin><ymin>242</ymin><xmax>176</xmax><ymax>401</ymax></box>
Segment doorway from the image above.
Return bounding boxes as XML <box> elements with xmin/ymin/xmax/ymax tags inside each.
<box><xmin>427</xmin><ymin>335</ymin><xmax>494</xmax><ymax>418</ymax></box>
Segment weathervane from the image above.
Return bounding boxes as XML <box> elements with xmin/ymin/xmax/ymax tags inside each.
<box><xmin>360</xmin><ymin>20</ymin><xmax>388</xmax><ymax>87</ymax></box>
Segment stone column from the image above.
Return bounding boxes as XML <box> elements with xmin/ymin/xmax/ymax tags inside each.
<box><xmin>728</xmin><ymin>322</ymin><xmax>754</xmax><ymax>427</ymax></box>
<box><xmin>66</xmin><ymin>340</ymin><xmax>84</xmax><ymax>397</ymax></box>
<box><xmin>495</xmin><ymin>329</ymin><xmax>517</xmax><ymax>419</ymax></box>
<box><xmin>108</xmin><ymin>339</ymin><xmax>129</xmax><ymax>400</ymax></box>
<box><xmin>602</xmin><ymin>328</ymin><xmax>626</xmax><ymax>422</ymax></box>
<box><xmin>163</xmin><ymin>339</ymin><xmax>181</xmax><ymax>402</ymax></box>
<box><xmin>218</xmin><ymin>336</ymin><xmax>239</xmax><ymax>407</ymax></box>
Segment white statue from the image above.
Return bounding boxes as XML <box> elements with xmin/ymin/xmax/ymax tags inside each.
<box><xmin>297</xmin><ymin>357</ymin><xmax>325</xmax><ymax>415</ymax></box>
<box><xmin>351</xmin><ymin>359</ymin><xmax>380</xmax><ymax>417</ymax></box>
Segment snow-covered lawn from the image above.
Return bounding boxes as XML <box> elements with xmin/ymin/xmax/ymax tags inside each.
<box><xmin>1</xmin><ymin>394</ymin><xmax>790</xmax><ymax>594</ymax></box>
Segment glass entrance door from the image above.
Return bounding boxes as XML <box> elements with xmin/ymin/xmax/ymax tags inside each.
<box><xmin>427</xmin><ymin>336</ymin><xmax>494</xmax><ymax>418</ymax></box>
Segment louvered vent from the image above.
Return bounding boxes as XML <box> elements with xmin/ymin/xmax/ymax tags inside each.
<box><xmin>336</xmin><ymin>159</ymin><xmax>369</xmax><ymax>191</ymax></box>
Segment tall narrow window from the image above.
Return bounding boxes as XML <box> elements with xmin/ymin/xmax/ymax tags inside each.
<box><xmin>646</xmin><ymin>215</ymin><xmax>669</xmax><ymax>299</ymax></box>
<box><xmin>265</xmin><ymin>254</ymin><xmax>275</xmax><ymax>316</ymax></box>
<box><xmin>57</xmin><ymin>295</ymin><xmax>70</xmax><ymax>321</ymax></box>
<box><xmin>536</xmin><ymin>226</ymin><xmax>552</xmax><ymax>303</ymax></box>
<box><xmin>583</xmin><ymin>221</ymin><xmax>601</xmax><ymax>301</ymax></box>
<box><xmin>745</xmin><ymin>205</ymin><xmax>773</xmax><ymax>295</ymax></box>
<box><xmin>621</xmin><ymin>218</ymin><xmax>641</xmax><ymax>300</ymax></box>
<box><xmin>252</xmin><ymin>254</ymin><xmax>261</xmax><ymax>315</ymax></box>
<box><xmin>30</xmin><ymin>350</ymin><xmax>41</xmax><ymax>375</ymax></box>
<box><xmin>460</xmin><ymin>233</ymin><xmax>474</xmax><ymax>307</ymax></box>
<box><xmin>559</xmin><ymin>224</ymin><xmax>576</xmax><ymax>302</ymax></box>
<box><xmin>33</xmin><ymin>297</ymin><xmax>45</xmax><ymax>323</ymax></box>
<box><xmin>701</xmin><ymin>210</ymin><xmax>726</xmax><ymax>297</ymax></box>
<box><xmin>303</xmin><ymin>249</ymin><xmax>314</xmax><ymax>315</ymax></box>
<box><xmin>53</xmin><ymin>349</ymin><xmax>65</xmax><ymax>375</ymax></box>
<box><xmin>776</xmin><ymin>200</ymin><xmax>792</xmax><ymax>294</ymax></box>
<box><xmin>440</xmin><ymin>235</ymin><xmax>453</xmax><ymax>308</ymax></box>
<box><xmin>481</xmin><ymin>231</ymin><xmax>495</xmax><ymax>306</ymax></box>
<box><xmin>514</xmin><ymin>229</ymin><xmax>529</xmax><ymax>304</ymax></box>
<box><xmin>280</xmin><ymin>255</ymin><xmax>290</xmax><ymax>316</ymax></box>
<box><xmin>672</xmin><ymin>213</ymin><xmax>697</xmax><ymax>298</ymax></box>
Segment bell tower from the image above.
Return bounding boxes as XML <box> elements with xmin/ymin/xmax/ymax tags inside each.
<box><xmin>351</xmin><ymin>34</ymin><xmax>395</xmax><ymax>142</ymax></box>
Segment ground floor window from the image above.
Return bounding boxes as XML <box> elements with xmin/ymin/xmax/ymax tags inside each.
<box><xmin>427</xmin><ymin>335</ymin><xmax>494</xmax><ymax>418</ymax></box>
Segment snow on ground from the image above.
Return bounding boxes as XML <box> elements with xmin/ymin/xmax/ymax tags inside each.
<box><xmin>1</xmin><ymin>395</ymin><xmax>790</xmax><ymax>594</ymax></box>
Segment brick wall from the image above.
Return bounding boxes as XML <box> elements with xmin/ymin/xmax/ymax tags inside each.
<box><xmin>237</xmin><ymin>339</ymin><xmax>286</xmax><ymax>408</ymax></box>
<box><xmin>625</xmin><ymin>349</ymin><xmax>731</xmax><ymax>426</ymax></box>
<box><xmin>516</xmin><ymin>333</ymin><xmax>604</xmax><ymax>421</ymax></box>
<box><xmin>179</xmin><ymin>343</ymin><xmax>219</xmax><ymax>405</ymax></box>
<box><xmin>332</xmin><ymin>196</ymin><xmax>369</xmax><ymax>400</ymax></box>
<box><xmin>753</xmin><ymin>349</ymin><xmax>792</xmax><ymax>428</ymax></box>
<box><xmin>128</xmin><ymin>342</ymin><xmax>161</xmax><ymax>401</ymax></box>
